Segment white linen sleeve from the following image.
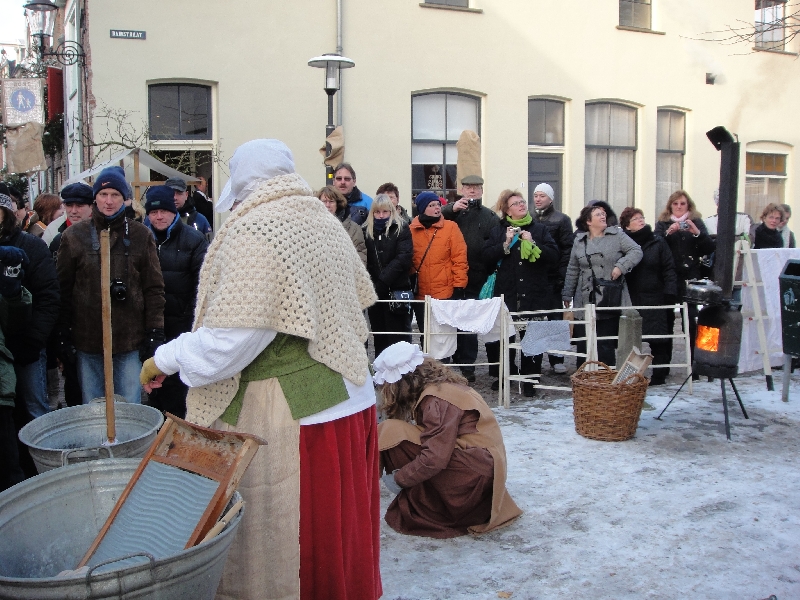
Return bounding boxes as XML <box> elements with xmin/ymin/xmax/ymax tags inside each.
<box><xmin>153</xmin><ymin>327</ymin><xmax>277</xmax><ymax>388</ymax></box>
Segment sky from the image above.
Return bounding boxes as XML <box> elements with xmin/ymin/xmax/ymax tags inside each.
<box><xmin>0</xmin><ymin>0</ymin><xmax>27</xmax><ymax>43</ymax></box>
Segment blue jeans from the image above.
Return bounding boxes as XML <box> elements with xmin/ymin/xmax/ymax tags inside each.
<box><xmin>77</xmin><ymin>350</ymin><xmax>142</xmax><ymax>404</ymax></box>
<box><xmin>13</xmin><ymin>348</ymin><xmax>49</xmax><ymax>419</ymax></box>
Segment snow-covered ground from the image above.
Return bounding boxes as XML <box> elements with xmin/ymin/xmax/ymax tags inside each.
<box><xmin>379</xmin><ymin>369</ymin><xmax>800</xmax><ymax>600</ymax></box>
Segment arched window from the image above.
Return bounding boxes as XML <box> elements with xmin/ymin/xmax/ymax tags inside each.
<box><xmin>411</xmin><ymin>92</ymin><xmax>480</xmax><ymax>202</ymax></box>
<box><xmin>148</xmin><ymin>83</ymin><xmax>211</xmax><ymax>140</ymax></box>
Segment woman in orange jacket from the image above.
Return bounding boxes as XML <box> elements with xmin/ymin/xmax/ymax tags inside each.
<box><xmin>408</xmin><ymin>192</ymin><xmax>468</xmax><ymax>332</ymax></box>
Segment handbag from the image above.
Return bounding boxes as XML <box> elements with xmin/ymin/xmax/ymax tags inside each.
<box><xmin>584</xmin><ymin>237</ymin><xmax>624</xmax><ymax>319</ymax></box>
<box><xmin>389</xmin><ymin>289</ymin><xmax>413</xmax><ymax>314</ymax></box>
<box><xmin>479</xmin><ymin>233</ymin><xmax>520</xmax><ymax>300</ymax></box>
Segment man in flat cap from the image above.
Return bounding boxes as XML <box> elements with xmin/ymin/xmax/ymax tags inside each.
<box><xmin>441</xmin><ymin>174</ymin><xmax>500</xmax><ymax>382</ymax></box>
<box><xmin>163</xmin><ymin>177</ymin><xmax>212</xmax><ymax>236</ymax></box>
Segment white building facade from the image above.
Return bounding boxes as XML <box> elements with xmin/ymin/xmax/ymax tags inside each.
<box><xmin>70</xmin><ymin>0</ymin><xmax>799</xmax><ymax>222</ymax></box>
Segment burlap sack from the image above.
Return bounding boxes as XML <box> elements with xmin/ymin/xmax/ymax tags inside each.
<box><xmin>456</xmin><ymin>129</ymin><xmax>481</xmax><ymax>189</ymax></box>
<box><xmin>319</xmin><ymin>126</ymin><xmax>345</xmax><ymax>167</ymax></box>
<box><xmin>5</xmin><ymin>122</ymin><xmax>46</xmax><ymax>173</ymax></box>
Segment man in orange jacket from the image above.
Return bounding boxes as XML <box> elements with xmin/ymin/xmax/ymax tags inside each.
<box><xmin>409</xmin><ymin>191</ymin><xmax>468</xmax><ymax>333</ymax></box>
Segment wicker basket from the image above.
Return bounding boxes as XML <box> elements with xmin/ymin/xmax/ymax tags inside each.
<box><xmin>570</xmin><ymin>361</ymin><xmax>649</xmax><ymax>442</ymax></box>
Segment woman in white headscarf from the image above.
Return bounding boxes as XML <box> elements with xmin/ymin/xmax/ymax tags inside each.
<box><xmin>140</xmin><ymin>139</ymin><xmax>382</xmax><ymax>600</ymax></box>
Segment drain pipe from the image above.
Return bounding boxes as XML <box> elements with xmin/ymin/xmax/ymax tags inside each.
<box><xmin>336</xmin><ymin>0</ymin><xmax>343</xmax><ymax>127</ymax></box>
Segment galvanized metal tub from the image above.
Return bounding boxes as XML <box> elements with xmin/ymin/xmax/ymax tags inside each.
<box><xmin>18</xmin><ymin>403</ymin><xmax>164</xmax><ymax>473</ymax></box>
<box><xmin>0</xmin><ymin>459</ymin><xmax>243</xmax><ymax>600</ymax></box>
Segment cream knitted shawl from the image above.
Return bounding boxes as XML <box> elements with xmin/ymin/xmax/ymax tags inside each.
<box><xmin>185</xmin><ymin>173</ymin><xmax>377</xmax><ymax>426</ymax></box>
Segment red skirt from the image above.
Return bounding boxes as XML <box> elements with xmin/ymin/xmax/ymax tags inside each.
<box><xmin>299</xmin><ymin>405</ymin><xmax>382</xmax><ymax>600</ymax></box>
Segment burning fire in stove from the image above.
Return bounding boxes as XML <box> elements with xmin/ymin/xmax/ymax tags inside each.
<box><xmin>696</xmin><ymin>325</ymin><xmax>720</xmax><ymax>353</ymax></box>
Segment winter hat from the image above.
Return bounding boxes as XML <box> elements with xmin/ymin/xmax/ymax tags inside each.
<box><xmin>216</xmin><ymin>139</ymin><xmax>297</xmax><ymax>213</ymax></box>
<box><xmin>0</xmin><ymin>183</ymin><xmax>14</xmax><ymax>212</ymax></box>
<box><xmin>373</xmin><ymin>342</ymin><xmax>426</xmax><ymax>385</ymax></box>
<box><xmin>164</xmin><ymin>177</ymin><xmax>187</xmax><ymax>192</ymax></box>
<box><xmin>60</xmin><ymin>182</ymin><xmax>94</xmax><ymax>204</ymax></box>
<box><xmin>93</xmin><ymin>166</ymin><xmax>131</xmax><ymax>200</ymax></box>
<box><xmin>534</xmin><ymin>183</ymin><xmax>554</xmax><ymax>200</ymax></box>
<box><xmin>144</xmin><ymin>185</ymin><xmax>178</xmax><ymax>214</ymax></box>
<box><xmin>415</xmin><ymin>191</ymin><xmax>441</xmax><ymax>215</ymax></box>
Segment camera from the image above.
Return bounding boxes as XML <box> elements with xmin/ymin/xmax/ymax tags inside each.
<box><xmin>110</xmin><ymin>279</ymin><xmax>127</xmax><ymax>302</ymax></box>
<box><xmin>510</xmin><ymin>227</ymin><xmax>522</xmax><ymax>235</ymax></box>
<box><xmin>679</xmin><ymin>222</ymin><xmax>690</xmax><ymax>230</ymax></box>
<box><xmin>467</xmin><ymin>198</ymin><xmax>478</xmax><ymax>208</ymax></box>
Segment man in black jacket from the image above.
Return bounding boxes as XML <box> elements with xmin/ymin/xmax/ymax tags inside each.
<box><xmin>532</xmin><ymin>183</ymin><xmax>574</xmax><ymax>374</ymax></box>
<box><xmin>144</xmin><ymin>185</ymin><xmax>208</xmax><ymax>418</ymax></box>
<box><xmin>191</xmin><ymin>176</ymin><xmax>214</xmax><ymax>230</ymax></box>
<box><xmin>441</xmin><ymin>175</ymin><xmax>500</xmax><ymax>381</ymax></box>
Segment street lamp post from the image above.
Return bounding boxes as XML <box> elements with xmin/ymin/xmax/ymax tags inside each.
<box><xmin>308</xmin><ymin>53</ymin><xmax>354</xmax><ymax>185</ymax></box>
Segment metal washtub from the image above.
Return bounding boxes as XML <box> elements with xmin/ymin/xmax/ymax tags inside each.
<box><xmin>0</xmin><ymin>459</ymin><xmax>243</xmax><ymax>599</ymax></box>
<box><xmin>18</xmin><ymin>402</ymin><xmax>164</xmax><ymax>473</ymax></box>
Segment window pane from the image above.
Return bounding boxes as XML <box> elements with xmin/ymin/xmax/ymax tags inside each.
<box><xmin>412</xmin><ymin>94</ymin><xmax>446</xmax><ymax>140</ymax></box>
<box><xmin>179</xmin><ymin>86</ymin><xmax>209</xmax><ymax>137</ymax></box>
<box><xmin>607</xmin><ymin>149</ymin><xmax>635</xmax><ymax>213</ymax></box>
<box><xmin>528</xmin><ymin>99</ymin><xmax>546</xmax><ymax>145</ymax></box>
<box><xmin>585</xmin><ymin>148</ymin><xmax>608</xmax><ymax>202</ymax></box>
<box><xmin>544</xmin><ymin>101</ymin><xmax>565</xmax><ymax>145</ymax></box>
<box><xmin>446</xmin><ymin>94</ymin><xmax>479</xmax><ymax>141</ymax></box>
<box><xmin>657</xmin><ymin>111</ymin><xmax>685</xmax><ymax>151</ymax></box>
<box><xmin>620</xmin><ymin>0</ymin><xmax>651</xmax><ymax>28</ymax></box>
<box><xmin>411</xmin><ymin>142</ymin><xmax>444</xmax><ymax>164</ymax></box>
<box><xmin>149</xmin><ymin>85</ymin><xmax>180</xmax><ymax>139</ymax></box>
<box><xmin>445</xmin><ymin>144</ymin><xmax>458</xmax><ymax>164</ymax></box>
<box><xmin>746</xmin><ymin>152</ymin><xmax>787</xmax><ymax>175</ymax></box>
<box><xmin>755</xmin><ymin>0</ymin><xmax>786</xmax><ymax>50</ymax></box>
<box><xmin>585</xmin><ymin>103</ymin><xmax>610</xmax><ymax>146</ymax></box>
<box><xmin>745</xmin><ymin>176</ymin><xmax>785</xmax><ymax>220</ymax></box>
<box><xmin>609</xmin><ymin>104</ymin><xmax>636</xmax><ymax>147</ymax></box>
<box><xmin>656</xmin><ymin>152</ymin><xmax>684</xmax><ymax>207</ymax></box>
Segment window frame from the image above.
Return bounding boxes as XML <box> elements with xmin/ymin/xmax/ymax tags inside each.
<box><xmin>619</xmin><ymin>0</ymin><xmax>652</xmax><ymax>30</ymax></box>
<box><xmin>423</xmin><ymin>0</ymin><xmax>468</xmax><ymax>6</ymax></box>
<box><xmin>745</xmin><ymin>150</ymin><xmax>788</xmax><ymax>219</ymax></box>
<box><xmin>148</xmin><ymin>83</ymin><xmax>213</xmax><ymax>141</ymax></box>
<box><xmin>528</xmin><ymin>98</ymin><xmax>565</xmax><ymax>147</ymax></box>
<box><xmin>755</xmin><ymin>0</ymin><xmax>787</xmax><ymax>51</ymax></box>
<box><xmin>584</xmin><ymin>101</ymin><xmax>638</xmax><ymax>208</ymax></box>
<box><xmin>411</xmin><ymin>91</ymin><xmax>481</xmax><ymax>200</ymax></box>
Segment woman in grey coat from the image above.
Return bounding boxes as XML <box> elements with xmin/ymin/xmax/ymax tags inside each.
<box><xmin>562</xmin><ymin>204</ymin><xmax>643</xmax><ymax>366</ymax></box>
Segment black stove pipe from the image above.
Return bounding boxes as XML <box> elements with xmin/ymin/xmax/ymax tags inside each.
<box><xmin>707</xmin><ymin>126</ymin><xmax>739</xmax><ymax>301</ymax></box>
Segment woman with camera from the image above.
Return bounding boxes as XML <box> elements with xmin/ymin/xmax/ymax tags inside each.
<box><xmin>363</xmin><ymin>194</ymin><xmax>413</xmax><ymax>356</ymax></box>
<box><xmin>482</xmin><ymin>190</ymin><xmax>559</xmax><ymax>396</ymax></box>
<box><xmin>562</xmin><ymin>203</ymin><xmax>642</xmax><ymax>367</ymax></box>
<box><xmin>654</xmin><ymin>190</ymin><xmax>715</xmax><ymax>366</ymax></box>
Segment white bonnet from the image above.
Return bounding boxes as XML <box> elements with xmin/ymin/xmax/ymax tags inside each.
<box><xmin>373</xmin><ymin>342</ymin><xmax>426</xmax><ymax>385</ymax></box>
<box><xmin>216</xmin><ymin>139</ymin><xmax>296</xmax><ymax>212</ymax></box>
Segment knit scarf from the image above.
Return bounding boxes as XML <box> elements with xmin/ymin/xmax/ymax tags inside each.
<box><xmin>670</xmin><ymin>213</ymin><xmax>690</xmax><ymax>224</ymax></box>
<box><xmin>418</xmin><ymin>213</ymin><xmax>440</xmax><ymax>228</ymax></box>
<box><xmin>626</xmin><ymin>225</ymin><xmax>653</xmax><ymax>246</ymax></box>
<box><xmin>505</xmin><ymin>214</ymin><xmax>541</xmax><ymax>262</ymax></box>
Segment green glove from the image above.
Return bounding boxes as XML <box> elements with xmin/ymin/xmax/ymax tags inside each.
<box><xmin>520</xmin><ymin>240</ymin><xmax>542</xmax><ymax>263</ymax></box>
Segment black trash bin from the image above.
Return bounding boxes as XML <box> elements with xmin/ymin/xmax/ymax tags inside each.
<box><xmin>779</xmin><ymin>259</ymin><xmax>800</xmax><ymax>357</ymax></box>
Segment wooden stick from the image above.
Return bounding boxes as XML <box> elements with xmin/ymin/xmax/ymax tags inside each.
<box><xmin>200</xmin><ymin>500</ymin><xmax>244</xmax><ymax>544</ymax></box>
<box><xmin>100</xmin><ymin>230</ymin><xmax>116</xmax><ymax>443</ymax></box>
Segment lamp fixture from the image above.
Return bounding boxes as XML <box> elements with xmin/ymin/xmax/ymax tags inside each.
<box><xmin>23</xmin><ymin>0</ymin><xmax>86</xmax><ymax>69</ymax></box>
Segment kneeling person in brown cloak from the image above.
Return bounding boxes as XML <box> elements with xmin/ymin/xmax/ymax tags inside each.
<box><xmin>375</xmin><ymin>342</ymin><xmax>522</xmax><ymax>538</ymax></box>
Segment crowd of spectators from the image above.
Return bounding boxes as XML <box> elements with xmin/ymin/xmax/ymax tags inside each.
<box><xmin>0</xmin><ymin>158</ymin><xmax>795</xmax><ymax>491</ymax></box>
